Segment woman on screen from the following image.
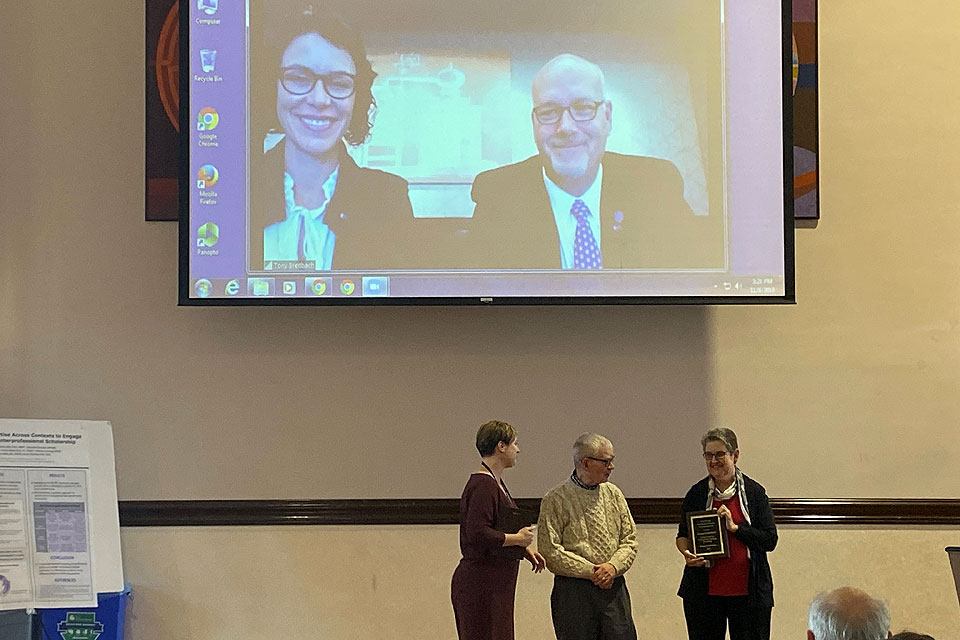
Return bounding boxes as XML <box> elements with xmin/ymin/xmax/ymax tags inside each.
<box><xmin>451</xmin><ymin>421</ymin><xmax>545</xmax><ymax>640</ymax></box>
<box><xmin>676</xmin><ymin>428</ymin><xmax>778</xmax><ymax>640</ymax></box>
<box><xmin>250</xmin><ymin>7</ymin><xmax>416</xmax><ymax>271</ymax></box>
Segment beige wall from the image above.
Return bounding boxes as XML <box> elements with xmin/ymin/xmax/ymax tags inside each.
<box><xmin>2</xmin><ymin>0</ymin><xmax>960</xmax><ymax>637</ymax></box>
<box><xmin>121</xmin><ymin>525</ymin><xmax>960</xmax><ymax>638</ymax></box>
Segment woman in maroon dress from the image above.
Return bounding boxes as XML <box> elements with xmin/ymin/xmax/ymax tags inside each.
<box><xmin>451</xmin><ymin>420</ymin><xmax>546</xmax><ymax>640</ymax></box>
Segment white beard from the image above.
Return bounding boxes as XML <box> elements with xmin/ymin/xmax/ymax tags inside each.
<box><xmin>546</xmin><ymin>148</ymin><xmax>589</xmax><ymax>178</ymax></box>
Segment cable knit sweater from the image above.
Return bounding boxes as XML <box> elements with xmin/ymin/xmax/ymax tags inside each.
<box><xmin>537</xmin><ymin>478</ymin><xmax>638</xmax><ymax>579</ymax></box>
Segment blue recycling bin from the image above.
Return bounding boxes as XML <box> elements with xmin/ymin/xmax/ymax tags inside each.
<box><xmin>35</xmin><ymin>584</ymin><xmax>130</xmax><ymax>640</ymax></box>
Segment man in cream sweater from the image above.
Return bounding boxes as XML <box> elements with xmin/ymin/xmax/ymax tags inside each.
<box><xmin>538</xmin><ymin>433</ymin><xmax>638</xmax><ymax>640</ymax></box>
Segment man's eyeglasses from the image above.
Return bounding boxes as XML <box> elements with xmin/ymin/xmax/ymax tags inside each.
<box><xmin>702</xmin><ymin>451</ymin><xmax>730</xmax><ymax>461</ymax></box>
<box><xmin>586</xmin><ymin>456</ymin><xmax>615</xmax><ymax>468</ymax></box>
<box><xmin>532</xmin><ymin>101</ymin><xmax>605</xmax><ymax>125</ymax></box>
<box><xmin>279</xmin><ymin>67</ymin><xmax>356</xmax><ymax>99</ymax></box>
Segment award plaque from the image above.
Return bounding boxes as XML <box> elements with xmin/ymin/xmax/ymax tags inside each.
<box><xmin>687</xmin><ymin>509</ymin><xmax>730</xmax><ymax>558</ymax></box>
<box><xmin>496</xmin><ymin>506</ymin><xmax>537</xmax><ymax>534</ymax></box>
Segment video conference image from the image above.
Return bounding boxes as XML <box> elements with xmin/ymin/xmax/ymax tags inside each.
<box><xmin>184</xmin><ymin>0</ymin><xmax>790</xmax><ymax>302</ymax></box>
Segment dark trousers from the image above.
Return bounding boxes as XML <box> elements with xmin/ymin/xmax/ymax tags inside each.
<box><xmin>682</xmin><ymin>596</ymin><xmax>771</xmax><ymax>640</ymax></box>
<box><xmin>550</xmin><ymin>575</ymin><xmax>637</xmax><ymax>640</ymax></box>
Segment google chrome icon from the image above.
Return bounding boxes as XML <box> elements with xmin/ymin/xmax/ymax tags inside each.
<box><xmin>197</xmin><ymin>107</ymin><xmax>219</xmax><ymax>131</ymax></box>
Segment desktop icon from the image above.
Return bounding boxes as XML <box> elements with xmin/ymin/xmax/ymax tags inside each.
<box><xmin>196</xmin><ymin>164</ymin><xmax>219</xmax><ymax>188</ymax></box>
<box><xmin>197</xmin><ymin>107</ymin><xmax>219</xmax><ymax>131</ymax></box>
<box><xmin>306</xmin><ymin>277</ymin><xmax>331</xmax><ymax>296</ymax></box>
<box><xmin>339</xmin><ymin>279</ymin><xmax>356</xmax><ymax>295</ymax></box>
<box><xmin>197</xmin><ymin>0</ymin><xmax>218</xmax><ymax>16</ymax></box>
<box><xmin>196</xmin><ymin>222</ymin><xmax>219</xmax><ymax>247</ymax></box>
<box><xmin>194</xmin><ymin>279</ymin><xmax>212</xmax><ymax>297</ymax></box>
<box><xmin>282</xmin><ymin>281</ymin><xmax>297</xmax><ymax>295</ymax></box>
<box><xmin>361</xmin><ymin>277</ymin><xmax>390</xmax><ymax>297</ymax></box>
<box><xmin>199</xmin><ymin>49</ymin><xmax>217</xmax><ymax>72</ymax></box>
<box><xmin>224</xmin><ymin>279</ymin><xmax>240</xmax><ymax>296</ymax></box>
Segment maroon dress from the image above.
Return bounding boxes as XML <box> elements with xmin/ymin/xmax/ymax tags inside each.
<box><xmin>451</xmin><ymin>473</ymin><xmax>525</xmax><ymax>640</ymax></box>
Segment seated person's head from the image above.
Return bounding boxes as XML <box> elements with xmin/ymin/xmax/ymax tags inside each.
<box><xmin>890</xmin><ymin>633</ymin><xmax>935</xmax><ymax>640</ymax></box>
<box><xmin>807</xmin><ymin>586</ymin><xmax>891</xmax><ymax>640</ymax></box>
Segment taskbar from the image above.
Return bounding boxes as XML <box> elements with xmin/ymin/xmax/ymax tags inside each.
<box><xmin>188</xmin><ymin>272</ymin><xmax>786</xmax><ymax>300</ymax></box>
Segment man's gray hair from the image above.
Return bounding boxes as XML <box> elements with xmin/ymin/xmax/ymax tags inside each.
<box><xmin>808</xmin><ymin>587</ymin><xmax>891</xmax><ymax>640</ymax></box>
<box><xmin>572</xmin><ymin>433</ymin><xmax>611</xmax><ymax>465</ymax></box>
<box><xmin>533</xmin><ymin>54</ymin><xmax>607</xmax><ymax>98</ymax></box>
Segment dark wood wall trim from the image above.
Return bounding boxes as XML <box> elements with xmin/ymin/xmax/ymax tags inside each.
<box><xmin>119</xmin><ymin>498</ymin><xmax>960</xmax><ymax>527</ymax></box>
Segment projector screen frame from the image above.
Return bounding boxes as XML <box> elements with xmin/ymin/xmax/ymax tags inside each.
<box><xmin>177</xmin><ymin>1</ymin><xmax>795</xmax><ymax>307</ymax></box>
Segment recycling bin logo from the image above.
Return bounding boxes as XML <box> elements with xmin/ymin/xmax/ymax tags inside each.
<box><xmin>57</xmin><ymin>612</ymin><xmax>104</xmax><ymax>640</ymax></box>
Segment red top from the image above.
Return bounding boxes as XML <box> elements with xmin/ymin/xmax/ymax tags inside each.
<box><xmin>458</xmin><ymin>473</ymin><xmax>525</xmax><ymax>562</ymax></box>
<box><xmin>708</xmin><ymin>496</ymin><xmax>749</xmax><ymax>596</ymax></box>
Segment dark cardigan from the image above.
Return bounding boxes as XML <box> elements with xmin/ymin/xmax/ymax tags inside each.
<box><xmin>676</xmin><ymin>473</ymin><xmax>778</xmax><ymax>608</ymax></box>
<box><xmin>249</xmin><ymin>140</ymin><xmax>417</xmax><ymax>271</ymax></box>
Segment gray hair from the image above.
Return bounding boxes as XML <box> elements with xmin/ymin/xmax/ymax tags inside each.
<box><xmin>808</xmin><ymin>587</ymin><xmax>891</xmax><ymax>640</ymax></box>
<box><xmin>572</xmin><ymin>433</ymin><xmax>611</xmax><ymax>466</ymax></box>
<box><xmin>532</xmin><ymin>54</ymin><xmax>606</xmax><ymax>99</ymax></box>
<box><xmin>701</xmin><ymin>427</ymin><xmax>738</xmax><ymax>454</ymax></box>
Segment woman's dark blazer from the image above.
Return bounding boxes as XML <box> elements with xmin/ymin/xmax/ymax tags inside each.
<box><xmin>676</xmin><ymin>473</ymin><xmax>777</xmax><ymax>608</ymax></box>
<box><xmin>250</xmin><ymin>140</ymin><xmax>418</xmax><ymax>271</ymax></box>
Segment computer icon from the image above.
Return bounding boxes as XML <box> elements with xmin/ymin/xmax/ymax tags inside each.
<box><xmin>197</xmin><ymin>0</ymin><xmax>218</xmax><ymax>16</ymax></box>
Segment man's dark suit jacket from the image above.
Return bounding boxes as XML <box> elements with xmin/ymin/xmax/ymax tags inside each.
<box><xmin>468</xmin><ymin>153</ymin><xmax>724</xmax><ymax>269</ymax></box>
<box><xmin>250</xmin><ymin>140</ymin><xmax>421</xmax><ymax>271</ymax></box>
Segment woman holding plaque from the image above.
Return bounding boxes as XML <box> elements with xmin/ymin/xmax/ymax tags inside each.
<box><xmin>676</xmin><ymin>428</ymin><xmax>778</xmax><ymax>640</ymax></box>
<box><xmin>451</xmin><ymin>420</ymin><xmax>546</xmax><ymax>640</ymax></box>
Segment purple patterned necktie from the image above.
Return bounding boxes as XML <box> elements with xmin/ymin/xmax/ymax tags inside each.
<box><xmin>571</xmin><ymin>199</ymin><xmax>602</xmax><ymax>269</ymax></box>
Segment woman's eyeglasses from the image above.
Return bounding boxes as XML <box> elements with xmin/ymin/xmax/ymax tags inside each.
<box><xmin>279</xmin><ymin>67</ymin><xmax>356</xmax><ymax>99</ymax></box>
<box><xmin>702</xmin><ymin>451</ymin><xmax>730</xmax><ymax>461</ymax></box>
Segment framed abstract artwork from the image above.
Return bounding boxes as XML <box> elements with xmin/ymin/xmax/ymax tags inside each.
<box><xmin>145</xmin><ymin>0</ymin><xmax>180</xmax><ymax>221</ymax></box>
<box><xmin>793</xmin><ymin>0</ymin><xmax>819</xmax><ymax>223</ymax></box>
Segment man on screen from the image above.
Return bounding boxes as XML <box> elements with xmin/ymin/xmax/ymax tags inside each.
<box><xmin>469</xmin><ymin>54</ymin><xmax>722</xmax><ymax>270</ymax></box>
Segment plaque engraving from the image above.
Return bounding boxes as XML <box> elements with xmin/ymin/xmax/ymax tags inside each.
<box><xmin>687</xmin><ymin>509</ymin><xmax>730</xmax><ymax>558</ymax></box>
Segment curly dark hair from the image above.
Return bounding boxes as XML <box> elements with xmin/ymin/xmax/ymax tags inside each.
<box><xmin>254</xmin><ymin>6</ymin><xmax>377</xmax><ymax>146</ymax></box>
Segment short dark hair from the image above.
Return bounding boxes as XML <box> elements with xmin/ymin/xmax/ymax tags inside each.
<box><xmin>476</xmin><ymin>421</ymin><xmax>516</xmax><ymax>457</ymax></box>
<box><xmin>254</xmin><ymin>6</ymin><xmax>377</xmax><ymax>145</ymax></box>
<box><xmin>891</xmin><ymin>633</ymin><xmax>935</xmax><ymax>640</ymax></box>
